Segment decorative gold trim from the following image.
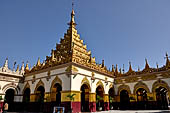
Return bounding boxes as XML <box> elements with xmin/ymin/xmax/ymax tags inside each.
<box><xmin>152</xmin><ymin>79</ymin><xmax>170</xmax><ymax>92</ymax></box>
<box><xmin>65</xmin><ymin>65</ymin><xmax>78</xmax><ymax>73</ymax></box>
<box><xmin>96</xmin><ymin>80</ymin><xmax>105</xmax><ymax>93</ymax></box>
<box><xmin>109</xmin><ymin>83</ymin><xmax>113</xmax><ymax>89</ymax></box>
<box><xmin>118</xmin><ymin>84</ymin><xmax>131</xmax><ymax>95</ymax></box>
<box><xmin>22</xmin><ymin>82</ymin><xmax>30</xmax><ymax>94</ymax></box>
<box><xmin>34</xmin><ymin>79</ymin><xmax>44</xmax><ymax>93</ymax></box>
<box><xmin>80</xmin><ymin>77</ymin><xmax>91</xmax><ymax>92</ymax></box>
<box><xmin>50</xmin><ymin>75</ymin><xmax>62</xmax><ymax>92</ymax></box>
<box><xmin>133</xmin><ymin>81</ymin><xmax>150</xmax><ymax>94</ymax></box>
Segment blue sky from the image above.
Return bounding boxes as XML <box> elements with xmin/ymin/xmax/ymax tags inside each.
<box><xmin>0</xmin><ymin>0</ymin><xmax>170</xmax><ymax>72</ymax></box>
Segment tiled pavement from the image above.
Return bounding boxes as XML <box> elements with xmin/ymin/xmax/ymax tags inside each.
<box><xmin>7</xmin><ymin>110</ymin><xmax>170</xmax><ymax>113</ymax></box>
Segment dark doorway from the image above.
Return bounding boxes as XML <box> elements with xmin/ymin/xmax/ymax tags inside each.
<box><xmin>109</xmin><ymin>88</ymin><xmax>114</xmax><ymax>110</ymax></box>
<box><xmin>120</xmin><ymin>90</ymin><xmax>130</xmax><ymax>110</ymax></box>
<box><xmin>54</xmin><ymin>83</ymin><xmax>62</xmax><ymax>106</ymax></box>
<box><xmin>5</xmin><ymin>89</ymin><xmax>15</xmax><ymax>103</ymax></box>
<box><xmin>5</xmin><ymin>89</ymin><xmax>15</xmax><ymax>111</ymax></box>
<box><xmin>136</xmin><ymin>88</ymin><xmax>148</xmax><ymax>109</ymax></box>
<box><xmin>81</xmin><ymin>84</ymin><xmax>90</xmax><ymax>112</ymax></box>
<box><xmin>156</xmin><ymin>86</ymin><xmax>168</xmax><ymax>109</ymax></box>
<box><xmin>35</xmin><ymin>86</ymin><xmax>45</xmax><ymax>102</ymax></box>
<box><xmin>23</xmin><ymin>88</ymin><xmax>30</xmax><ymax>102</ymax></box>
<box><xmin>96</xmin><ymin>86</ymin><xmax>104</xmax><ymax>111</ymax></box>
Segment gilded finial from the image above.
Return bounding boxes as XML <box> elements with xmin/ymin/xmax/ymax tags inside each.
<box><xmin>36</xmin><ymin>57</ymin><xmax>41</xmax><ymax>67</ymax></box>
<box><xmin>25</xmin><ymin>61</ymin><xmax>30</xmax><ymax>74</ymax></box>
<box><xmin>68</xmin><ymin>0</ymin><xmax>76</xmax><ymax>28</ymax></box>
<box><xmin>115</xmin><ymin>64</ymin><xmax>118</xmax><ymax>75</ymax></box>
<box><xmin>144</xmin><ymin>58</ymin><xmax>150</xmax><ymax>70</ymax></box>
<box><xmin>128</xmin><ymin>61</ymin><xmax>133</xmax><ymax>72</ymax></box>
<box><xmin>25</xmin><ymin>61</ymin><xmax>29</xmax><ymax>70</ymax></box>
<box><xmin>102</xmin><ymin>60</ymin><xmax>104</xmax><ymax>68</ymax></box>
<box><xmin>16</xmin><ymin>64</ymin><xmax>19</xmax><ymax>72</ymax></box>
<box><xmin>112</xmin><ymin>64</ymin><xmax>115</xmax><ymax>73</ymax></box>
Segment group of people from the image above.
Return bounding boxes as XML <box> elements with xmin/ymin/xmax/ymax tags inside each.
<box><xmin>0</xmin><ymin>102</ymin><xmax>8</xmax><ymax>113</ymax></box>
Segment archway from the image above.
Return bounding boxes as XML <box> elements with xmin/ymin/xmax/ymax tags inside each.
<box><xmin>120</xmin><ymin>90</ymin><xmax>130</xmax><ymax>110</ymax></box>
<box><xmin>81</xmin><ymin>84</ymin><xmax>90</xmax><ymax>112</ymax></box>
<box><xmin>136</xmin><ymin>88</ymin><xmax>148</xmax><ymax>109</ymax></box>
<box><xmin>4</xmin><ymin>88</ymin><xmax>15</xmax><ymax>111</ymax></box>
<box><xmin>108</xmin><ymin>87</ymin><xmax>114</xmax><ymax>110</ymax></box>
<box><xmin>35</xmin><ymin>86</ymin><xmax>45</xmax><ymax>102</ymax></box>
<box><xmin>155</xmin><ymin>86</ymin><xmax>168</xmax><ymax>109</ymax></box>
<box><xmin>96</xmin><ymin>85</ymin><xmax>104</xmax><ymax>111</ymax></box>
<box><xmin>51</xmin><ymin>83</ymin><xmax>62</xmax><ymax>106</ymax></box>
<box><xmin>5</xmin><ymin>88</ymin><xmax>15</xmax><ymax>103</ymax></box>
<box><xmin>23</xmin><ymin>88</ymin><xmax>30</xmax><ymax>102</ymax></box>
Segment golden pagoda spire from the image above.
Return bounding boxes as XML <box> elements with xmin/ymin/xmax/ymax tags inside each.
<box><xmin>68</xmin><ymin>0</ymin><xmax>76</xmax><ymax>29</ymax></box>
<box><xmin>128</xmin><ymin>61</ymin><xmax>133</xmax><ymax>73</ymax></box>
<box><xmin>16</xmin><ymin>64</ymin><xmax>19</xmax><ymax>72</ymax></box>
<box><xmin>144</xmin><ymin>58</ymin><xmax>150</xmax><ymax>70</ymax></box>
<box><xmin>36</xmin><ymin>57</ymin><xmax>41</xmax><ymax>67</ymax></box>
<box><xmin>25</xmin><ymin>61</ymin><xmax>30</xmax><ymax>74</ymax></box>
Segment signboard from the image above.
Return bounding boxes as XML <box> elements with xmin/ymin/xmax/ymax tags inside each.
<box><xmin>53</xmin><ymin>107</ymin><xmax>64</xmax><ymax>113</ymax></box>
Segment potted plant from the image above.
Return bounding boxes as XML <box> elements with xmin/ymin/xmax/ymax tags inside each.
<box><xmin>67</xmin><ymin>93</ymin><xmax>76</xmax><ymax>113</ymax></box>
<box><xmin>96</xmin><ymin>95</ymin><xmax>103</xmax><ymax>111</ymax></box>
<box><xmin>109</xmin><ymin>96</ymin><xmax>114</xmax><ymax>110</ymax></box>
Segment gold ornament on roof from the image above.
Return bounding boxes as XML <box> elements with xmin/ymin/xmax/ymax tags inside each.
<box><xmin>27</xmin><ymin>9</ymin><xmax>112</xmax><ymax>76</ymax></box>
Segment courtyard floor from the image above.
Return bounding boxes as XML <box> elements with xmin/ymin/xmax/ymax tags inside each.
<box><xmin>6</xmin><ymin>110</ymin><xmax>170</xmax><ymax>113</ymax></box>
<box><xmin>94</xmin><ymin>110</ymin><xmax>170</xmax><ymax>113</ymax></box>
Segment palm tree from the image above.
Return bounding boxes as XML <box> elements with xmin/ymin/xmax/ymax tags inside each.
<box><xmin>67</xmin><ymin>94</ymin><xmax>76</xmax><ymax>113</ymax></box>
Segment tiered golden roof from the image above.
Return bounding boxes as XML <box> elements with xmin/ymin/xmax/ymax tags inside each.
<box><xmin>25</xmin><ymin>9</ymin><xmax>170</xmax><ymax>78</ymax></box>
<box><xmin>26</xmin><ymin>10</ymin><xmax>113</xmax><ymax>76</ymax></box>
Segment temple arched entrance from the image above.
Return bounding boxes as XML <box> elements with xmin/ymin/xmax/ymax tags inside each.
<box><xmin>51</xmin><ymin>83</ymin><xmax>62</xmax><ymax>106</ymax></box>
<box><xmin>136</xmin><ymin>88</ymin><xmax>148</xmax><ymax>109</ymax></box>
<box><xmin>96</xmin><ymin>85</ymin><xmax>104</xmax><ymax>111</ymax></box>
<box><xmin>23</xmin><ymin>88</ymin><xmax>30</xmax><ymax>102</ymax></box>
<box><xmin>35</xmin><ymin>86</ymin><xmax>45</xmax><ymax>102</ymax></box>
<box><xmin>155</xmin><ymin>86</ymin><xmax>168</xmax><ymax>109</ymax></box>
<box><xmin>4</xmin><ymin>88</ymin><xmax>15</xmax><ymax>111</ymax></box>
<box><xmin>81</xmin><ymin>84</ymin><xmax>90</xmax><ymax>112</ymax></box>
<box><xmin>5</xmin><ymin>88</ymin><xmax>15</xmax><ymax>103</ymax></box>
<box><xmin>120</xmin><ymin>90</ymin><xmax>130</xmax><ymax>110</ymax></box>
<box><xmin>108</xmin><ymin>87</ymin><xmax>114</xmax><ymax>110</ymax></box>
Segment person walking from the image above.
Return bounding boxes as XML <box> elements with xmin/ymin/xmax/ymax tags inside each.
<box><xmin>3</xmin><ymin>102</ymin><xmax>8</xmax><ymax>113</ymax></box>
